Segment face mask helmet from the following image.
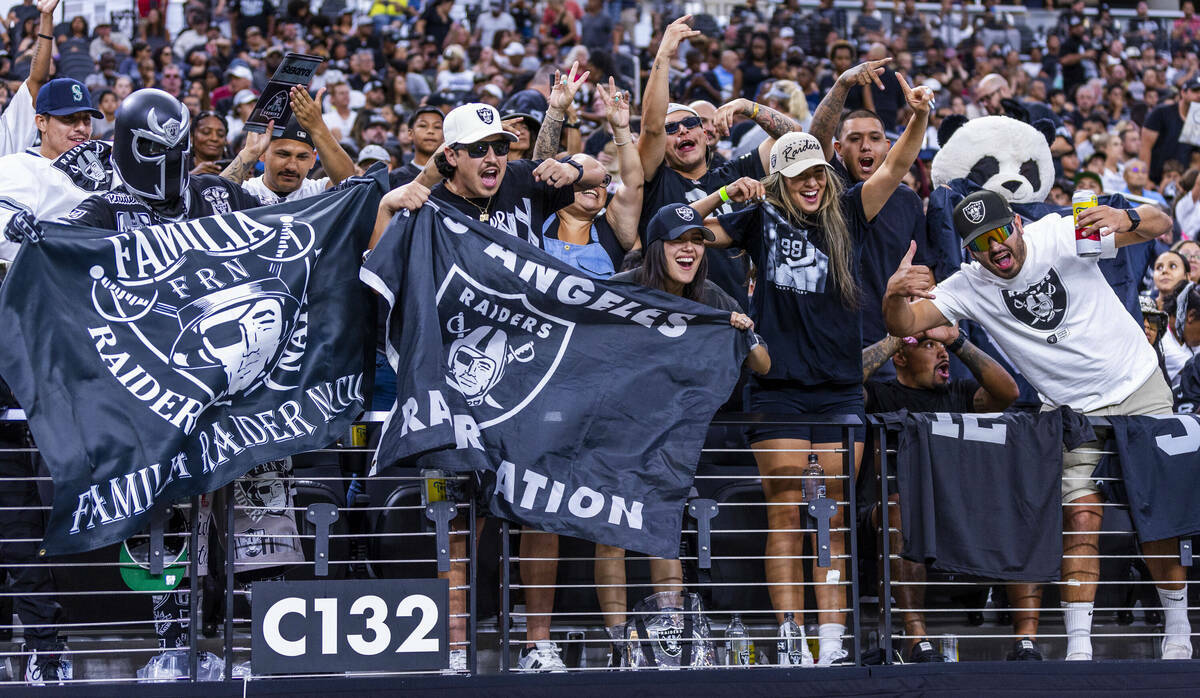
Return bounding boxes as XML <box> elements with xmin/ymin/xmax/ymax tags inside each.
<box><xmin>113</xmin><ymin>88</ymin><xmax>191</xmax><ymax>203</ymax></box>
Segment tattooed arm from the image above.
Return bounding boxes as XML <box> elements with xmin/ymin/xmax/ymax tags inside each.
<box><xmin>220</xmin><ymin>121</ymin><xmax>273</xmax><ymax>185</ymax></box>
<box><xmin>810</xmin><ymin>58</ymin><xmax>892</xmax><ymax>161</ymax></box>
<box><xmin>534</xmin><ymin>61</ymin><xmax>589</xmax><ymax>159</ymax></box>
<box><xmin>713</xmin><ymin>97</ymin><xmax>801</xmax><ymax>173</ymax></box>
<box><xmin>861</xmin><ymin>335</ymin><xmax>905</xmax><ymax>385</ymax></box>
<box><xmin>533</xmin><ymin>112</ymin><xmax>564</xmax><ymax>159</ymax></box>
<box><xmin>954</xmin><ymin>338</ymin><xmax>1020</xmax><ymax>412</ymax></box>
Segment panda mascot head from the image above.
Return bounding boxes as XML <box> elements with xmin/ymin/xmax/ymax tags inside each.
<box><xmin>930</xmin><ymin>114</ymin><xmax>1056</xmax><ymax>204</ymax></box>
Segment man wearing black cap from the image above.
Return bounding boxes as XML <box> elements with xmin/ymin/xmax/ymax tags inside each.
<box><xmin>388</xmin><ymin>105</ymin><xmax>443</xmax><ymax>189</ymax></box>
<box><xmin>360</xmin><ymin>112</ymin><xmax>392</xmax><ymax>148</ymax></box>
<box><xmin>0</xmin><ymin>77</ymin><xmax>111</xmax><ymax>261</ymax></box>
<box><xmin>1140</xmin><ymin>78</ymin><xmax>1200</xmax><ymax>184</ymax></box>
<box><xmin>883</xmin><ymin>190</ymin><xmax>1191</xmax><ymax>662</ymax></box>
<box><xmin>222</xmin><ymin>87</ymin><xmax>355</xmax><ymax>205</ymax></box>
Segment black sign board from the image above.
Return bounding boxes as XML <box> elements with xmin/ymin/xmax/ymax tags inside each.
<box><xmin>245</xmin><ymin>52</ymin><xmax>325</xmax><ymax>137</ymax></box>
<box><xmin>251</xmin><ymin>578</ymin><xmax>449</xmax><ymax>675</ymax></box>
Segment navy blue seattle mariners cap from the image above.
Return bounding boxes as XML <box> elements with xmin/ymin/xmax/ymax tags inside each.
<box><xmin>643</xmin><ymin>203</ymin><xmax>715</xmax><ymax>248</ymax></box>
<box><xmin>36</xmin><ymin>78</ymin><xmax>102</xmax><ymax>118</ymax></box>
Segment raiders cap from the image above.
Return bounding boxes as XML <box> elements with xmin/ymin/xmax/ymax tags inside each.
<box><xmin>442</xmin><ymin>102</ymin><xmax>518</xmax><ymax>147</ymax></box>
<box><xmin>953</xmin><ymin>190</ymin><xmax>1013</xmax><ymax>248</ymax></box>
<box><xmin>643</xmin><ymin>203</ymin><xmax>715</xmax><ymax>248</ymax></box>
<box><xmin>272</xmin><ymin>117</ymin><xmax>314</xmax><ymax>148</ymax></box>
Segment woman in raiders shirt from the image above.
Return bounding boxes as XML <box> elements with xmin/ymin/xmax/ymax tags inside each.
<box><xmin>694</xmin><ymin>76</ymin><xmax>932</xmax><ymax>665</ymax></box>
<box><xmin>600</xmin><ymin>201</ymin><xmax>769</xmax><ymax>665</ymax></box>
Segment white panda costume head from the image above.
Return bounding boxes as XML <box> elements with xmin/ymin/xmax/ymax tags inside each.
<box><xmin>930</xmin><ymin>115</ymin><xmax>1056</xmax><ymax>204</ymax></box>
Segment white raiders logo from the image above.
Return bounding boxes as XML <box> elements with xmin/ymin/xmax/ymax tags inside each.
<box><xmin>435</xmin><ymin>265</ymin><xmax>573</xmax><ymax>428</ymax></box>
<box><xmin>477</xmin><ymin>107</ymin><xmax>494</xmax><ymax>125</ymax></box>
<box><xmin>1002</xmin><ymin>268</ymin><xmax>1067</xmax><ymax>330</ymax></box>
<box><xmin>675</xmin><ymin>205</ymin><xmax>694</xmax><ymax>221</ymax></box>
<box><xmin>646</xmin><ymin>612</ymin><xmax>684</xmax><ymax>658</ymax></box>
<box><xmin>963</xmin><ymin>200</ymin><xmax>986</xmax><ymax>224</ymax></box>
<box><xmin>262</xmin><ymin>90</ymin><xmax>287</xmax><ymax>120</ymax></box>
<box><xmin>201</xmin><ymin>186</ymin><xmax>232</xmax><ymax>215</ymax></box>
<box><xmin>53</xmin><ymin>141</ymin><xmax>113</xmax><ymax>192</ymax></box>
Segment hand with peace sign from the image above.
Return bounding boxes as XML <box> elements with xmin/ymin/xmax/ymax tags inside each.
<box><xmin>596</xmin><ymin>77</ymin><xmax>629</xmax><ymax>131</ymax></box>
<box><xmin>885</xmin><ymin>240</ymin><xmax>936</xmax><ymax>301</ymax></box>
<box><xmin>548</xmin><ymin>61</ymin><xmax>590</xmax><ymax>114</ymax></box>
<box><xmin>897</xmin><ymin>73</ymin><xmax>934</xmax><ymax>115</ymax></box>
<box><xmin>835</xmin><ymin>57</ymin><xmax>892</xmax><ymax>91</ymax></box>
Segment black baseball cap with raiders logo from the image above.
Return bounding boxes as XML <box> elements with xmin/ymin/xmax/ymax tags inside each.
<box><xmin>643</xmin><ymin>203</ymin><xmax>715</xmax><ymax>248</ymax></box>
<box><xmin>953</xmin><ymin>190</ymin><xmax>1014</xmax><ymax>248</ymax></box>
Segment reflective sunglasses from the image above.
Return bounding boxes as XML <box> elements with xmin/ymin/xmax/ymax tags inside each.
<box><xmin>664</xmin><ymin>115</ymin><xmax>703</xmax><ymax>135</ymax></box>
<box><xmin>966</xmin><ymin>222</ymin><xmax>1015</xmax><ymax>254</ymax></box>
<box><xmin>458</xmin><ymin>140</ymin><xmax>511</xmax><ymax>158</ymax></box>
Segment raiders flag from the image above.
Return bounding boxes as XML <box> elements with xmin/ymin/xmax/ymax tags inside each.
<box><xmin>362</xmin><ymin>203</ymin><xmax>751</xmax><ymax>559</ymax></box>
<box><xmin>0</xmin><ymin>174</ymin><xmax>384</xmax><ymax>555</ymax></box>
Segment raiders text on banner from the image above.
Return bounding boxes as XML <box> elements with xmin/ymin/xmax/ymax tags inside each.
<box><xmin>362</xmin><ymin>203</ymin><xmax>750</xmax><ymax>559</ymax></box>
<box><xmin>0</xmin><ymin>173</ymin><xmax>384</xmax><ymax>555</ymax></box>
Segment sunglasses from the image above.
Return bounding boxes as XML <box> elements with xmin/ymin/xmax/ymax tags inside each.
<box><xmin>966</xmin><ymin>222</ymin><xmax>1015</xmax><ymax>254</ymax></box>
<box><xmin>458</xmin><ymin>140</ymin><xmax>511</xmax><ymax>158</ymax></box>
<box><xmin>664</xmin><ymin>116</ymin><xmax>702</xmax><ymax>135</ymax></box>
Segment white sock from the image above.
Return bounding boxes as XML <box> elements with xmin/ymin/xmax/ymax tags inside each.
<box><xmin>818</xmin><ymin>623</ymin><xmax>845</xmax><ymax>657</ymax></box>
<box><xmin>1157</xmin><ymin>587</ymin><xmax>1191</xmax><ymax>643</ymax></box>
<box><xmin>1063</xmin><ymin>602</ymin><xmax>1094</xmax><ymax>659</ymax></box>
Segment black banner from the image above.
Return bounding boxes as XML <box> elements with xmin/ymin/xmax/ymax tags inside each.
<box><xmin>0</xmin><ymin>176</ymin><xmax>383</xmax><ymax>555</ymax></box>
<box><xmin>362</xmin><ymin>203</ymin><xmax>750</xmax><ymax>558</ymax></box>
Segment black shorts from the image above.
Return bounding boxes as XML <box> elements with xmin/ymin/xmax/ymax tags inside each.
<box><xmin>744</xmin><ymin>378</ymin><xmax>866</xmax><ymax>445</ymax></box>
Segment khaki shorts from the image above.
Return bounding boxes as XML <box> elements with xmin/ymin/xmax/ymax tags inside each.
<box><xmin>1045</xmin><ymin>369</ymin><xmax>1173</xmax><ymax>504</ymax></box>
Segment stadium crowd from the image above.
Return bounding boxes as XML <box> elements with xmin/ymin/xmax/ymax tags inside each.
<box><xmin>0</xmin><ymin>0</ymin><xmax>1198</xmax><ymax>683</ymax></box>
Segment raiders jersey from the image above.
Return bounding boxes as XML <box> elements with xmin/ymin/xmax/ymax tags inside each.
<box><xmin>0</xmin><ymin>141</ymin><xmax>116</xmax><ymax>260</ymax></box>
<box><xmin>66</xmin><ymin>174</ymin><xmax>261</xmax><ymax>230</ymax></box>
<box><xmin>1100</xmin><ymin>415</ymin><xmax>1200</xmax><ymax>544</ymax></box>
<box><xmin>883</xmin><ymin>407</ymin><xmax>1093</xmax><ymax>581</ymax></box>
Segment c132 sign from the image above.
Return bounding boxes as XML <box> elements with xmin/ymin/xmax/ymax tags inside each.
<box><xmin>252</xmin><ymin>579</ymin><xmax>448</xmax><ymax>674</ymax></box>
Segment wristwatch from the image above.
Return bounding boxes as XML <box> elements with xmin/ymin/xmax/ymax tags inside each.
<box><xmin>1126</xmin><ymin>208</ymin><xmax>1141</xmax><ymax>231</ymax></box>
<box><xmin>557</xmin><ymin>156</ymin><xmax>584</xmax><ymax>184</ymax></box>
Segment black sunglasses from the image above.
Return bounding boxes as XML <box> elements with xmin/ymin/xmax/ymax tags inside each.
<box><xmin>458</xmin><ymin>140</ymin><xmax>511</xmax><ymax>158</ymax></box>
<box><xmin>664</xmin><ymin>116</ymin><xmax>703</xmax><ymax>135</ymax></box>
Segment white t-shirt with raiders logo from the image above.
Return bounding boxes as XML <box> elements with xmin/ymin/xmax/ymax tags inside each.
<box><xmin>242</xmin><ymin>174</ymin><xmax>330</xmax><ymax>205</ymax></box>
<box><xmin>931</xmin><ymin>211</ymin><xmax>1156</xmax><ymax>412</ymax></box>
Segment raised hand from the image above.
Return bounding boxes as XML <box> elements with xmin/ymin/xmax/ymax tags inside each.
<box><xmin>713</xmin><ymin>98</ymin><xmax>753</xmax><ymax>137</ymax></box>
<box><xmin>897</xmin><ymin>73</ymin><xmax>933</xmax><ymax>114</ymax></box>
<box><xmin>657</xmin><ymin>16</ymin><xmax>701</xmax><ymax>60</ymax></box>
<box><xmin>548</xmin><ymin>61</ymin><xmax>589</xmax><ymax>113</ymax></box>
<box><xmin>241</xmin><ymin>119</ymin><xmax>274</xmax><ymax>160</ymax></box>
<box><xmin>596</xmin><ymin>77</ymin><xmax>630</xmax><ymax>130</ymax></box>
<box><xmin>722</xmin><ymin>176</ymin><xmax>765</xmax><ymax>203</ymax></box>
<box><xmin>35</xmin><ymin>0</ymin><xmax>58</xmax><ymax>15</ymax></box>
<box><xmin>835</xmin><ymin>57</ymin><xmax>892</xmax><ymax>90</ymax></box>
<box><xmin>290</xmin><ymin>86</ymin><xmax>325</xmax><ymax>131</ymax></box>
<box><xmin>886</xmin><ymin>240</ymin><xmax>936</xmax><ymax>300</ymax></box>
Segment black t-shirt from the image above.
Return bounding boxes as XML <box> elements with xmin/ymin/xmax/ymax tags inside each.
<box><xmin>229</xmin><ymin>0</ymin><xmax>274</xmax><ymax>33</ymax></box>
<box><xmin>388</xmin><ymin>161</ymin><xmax>422</xmax><ymax>189</ymax></box>
<box><xmin>1144</xmin><ymin>102</ymin><xmax>1194</xmax><ymax>183</ymax></box>
<box><xmin>1100</xmin><ymin>415</ymin><xmax>1200</xmax><ymax>543</ymax></box>
<box><xmin>418</xmin><ymin>7</ymin><xmax>452</xmax><ymax>47</ymax></box>
<box><xmin>66</xmin><ymin>174</ymin><xmax>262</xmax><ymax>230</ymax></box>
<box><xmin>865</xmin><ymin>378</ymin><xmax>979</xmax><ymax>414</ymax></box>
<box><xmin>718</xmin><ymin>187</ymin><xmax>868</xmax><ymax>386</ymax></box>
<box><xmin>428</xmin><ymin>159</ymin><xmax>573</xmax><ymax>248</ymax></box>
<box><xmin>1060</xmin><ymin>36</ymin><xmax>1087</xmax><ymax>92</ymax></box>
<box><xmin>640</xmin><ymin>151</ymin><xmax>765</xmax><ymax>312</ymax></box>
<box><xmin>868</xmin><ymin>69</ymin><xmax>904</xmax><ymax>133</ymax></box>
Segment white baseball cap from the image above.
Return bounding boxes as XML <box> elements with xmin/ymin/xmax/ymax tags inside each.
<box><xmin>666</xmin><ymin>103</ymin><xmax>700</xmax><ymax>118</ymax></box>
<box><xmin>357</xmin><ymin>144</ymin><xmax>391</xmax><ymax>165</ymax></box>
<box><xmin>504</xmin><ymin>41</ymin><xmax>526</xmax><ymax>57</ymax></box>
<box><xmin>769</xmin><ymin>132</ymin><xmax>831</xmax><ymax>177</ymax></box>
<box><xmin>442</xmin><ymin>103</ymin><xmax>518</xmax><ymax>147</ymax></box>
<box><xmin>233</xmin><ymin>89</ymin><xmax>257</xmax><ymax>106</ymax></box>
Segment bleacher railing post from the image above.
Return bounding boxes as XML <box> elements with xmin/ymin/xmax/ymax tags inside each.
<box><xmin>224</xmin><ymin>483</ymin><xmax>235</xmax><ymax>681</ymax></box>
<box><xmin>188</xmin><ymin>496</ymin><xmax>200</xmax><ymax>681</ymax></box>
<box><xmin>876</xmin><ymin>419</ymin><xmax>894</xmax><ymax>664</ymax></box>
<box><xmin>847</xmin><ymin>422</ymin><xmax>862</xmax><ymax>667</ymax></box>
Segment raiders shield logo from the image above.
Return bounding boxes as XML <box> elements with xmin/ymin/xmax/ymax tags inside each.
<box><xmin>435</xmin><ymin>265</ymin><xmax>573</xmax><ymax>428</ymax></box>
<box><xmin>477</xmin><ymin>107</ymin><xmax>494</xmax><ymax>125</ymax></box>
<box><xmin>655</xmin><ymin>625</ymin><xmax>684</xmax><ymax>658</ymax></box>
<box><xmin>263</xmin><ymin>91</ymin><xmax>287</xmax><ymax>120</ymax></box>
<box><xmin>1002</xmin><ymin>268</ymin><xmax>1067</xmax><ymax>330</ymax></box>
<box><xmin>963</xmin><ymin>200</ymin><xmax>986</xmax><ymax>224</ymax></box>
<box><xmin>676</xmin><ymin>205</ymin><xmax>694</xmax><ymax>221</ymax></box>
<box><xmin>53</xmin><ymin>141</ymin><xmax>113</xmax><ymax>192</ymax></box>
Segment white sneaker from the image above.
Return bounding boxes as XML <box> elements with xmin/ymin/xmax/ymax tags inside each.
<box><xmin>1064</xmin><ymin>652</ymin><xmax>1093</xmax><ymax>661</ymax></box>
<box><xmin>816</xmin><ymin>648</ymin><xmax>850</xmax><ymax>666</ymax></box>
<box><xmin>1162</xmin><ymin>637</ymin><xmax>1193</xmax><ymax>660</ymax></box>
<box><xmin>24</xmin><ymin>647</ymin><xmax>72</xmax><ymax>685</ymax></box>
<box><xmin>446</xmin><ymin>649</ymin><xmax>468</xmax><ymax>673</ymax></box>
<box><xmin>517</xmin><ymin>641</ymin><xmax>567</xmax><ymax>673</ymax></box>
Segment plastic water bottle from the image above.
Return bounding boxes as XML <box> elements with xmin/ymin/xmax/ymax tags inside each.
<box><xmin>777</xmin><ymin>612</ymin><xmax>805</xmax><ymax>666</ymax></box>
<box><xmin>726</xmin><ymin>614</ymin><xmax>751</xmax><ymax>666</ymax></box>
<box><xmin>802</xmin><ymin>454</ymin><xmax>826</xmax><ymax>504</ymax></box>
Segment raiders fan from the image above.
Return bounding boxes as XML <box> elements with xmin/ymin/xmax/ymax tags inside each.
<box><xmin>883</xmin><ymin>189</ymin><xmax>1192</xmax><ymax>661</ymax></box>
<box><xmin>388</xmin><ymin>106</ymin><xmax>444</xmax><ymax>189</ymax></box>
<box><xmin>0</xmin><ymin>0</ymin><xmax>59</xmax><ymax>159</ymax></box>
<box><xmin>0</xmin><ymin>78</ymin><xmax>114</xmax><ymax>262</ymax></box>
<box><xmin>66</xmin><ymin>89</ymin><xmax>262</xmax><ymax>230</ymax></box>
<box><xmin>374</xmin><ymin>102</ymin><xmax>608</xmax><ymax>248</ymax></box>
<box><xmin>221</xmin><ymin>86</ymin><xmax>356</xmax><ymax>205</ymax></box>
<box><xmin>860</xmin><ymin>325</ymin><xmax>1019</xmax><ymax>663</ymax></box>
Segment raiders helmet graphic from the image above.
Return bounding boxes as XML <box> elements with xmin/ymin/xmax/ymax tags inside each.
<box><xmin>1002</xmin><ymin>268</ymin><xmax>1067</xmax><ymax>330</ymax></box>
<box><xmin>233</xmin><ymin>460</ymin><xmax>292</xmax><ymax>523</ymax></box>
<box><xmin>445</xmin><ymin>325</ymin><xmax>534</xmax><ymax>408</ymax></box>
<box><xmin>963</xmin><ymin>199</ymin><xmax>986</xmax><ymax>224</ymax></box>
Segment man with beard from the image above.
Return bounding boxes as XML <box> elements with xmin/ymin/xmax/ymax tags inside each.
<box><xmin>639</xmin><ymin>16</ymin><xmax>801</xmax><ymax>310</ymax></box>
<box><xmin>884</xmin><ymin>190</ymin><xmax>1190</xmax><ymax>662</ymax></box>
<box><xmin>389</xmin><ymin>106</ymin><xmax>443</xmax><ymax>188</ymax></box>
<box><xmin>860</xmin><ymin>325</ymin><xmax>1018</xmax><ymax>662</ymax></box>
<box><xmin>221</xmin><ymin>87</ymin><xmax>355</xmax><ymax>205</ymax></box>
<box><xmin>809</xmin><ymin>57</ymin><xmax>929</xmax><ymax>368</ymax></box>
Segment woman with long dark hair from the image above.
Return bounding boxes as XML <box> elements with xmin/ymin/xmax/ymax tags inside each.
<box><xmin>741</xmin><ymin>31</ymin><xmax>773</xmax><ymax>100</ymax></box>
<box><xmin>697</xmin><ymin>75</ymin><xmax>933</xmax><ymax>665</ymax></box>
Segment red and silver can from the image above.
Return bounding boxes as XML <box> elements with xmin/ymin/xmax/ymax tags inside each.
<box><xmin>1073</xmin><ymin>190</ymin><xmax>1101</xmax><ymax>257</ymax></box>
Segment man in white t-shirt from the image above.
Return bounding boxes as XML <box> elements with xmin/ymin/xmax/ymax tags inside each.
<box><xmin>321</xmin><ymin>81</ymin><xmax>358</xmax><ymax>143</ymax></box>
<box><xmin>0</xmin><ymin>0</ymin><xmax>59</xmax><ymax>159</ymax></box>
<box><xmin>883</xmin><ymin>189</ymin><xmax>1191</xmax><ymax>662</ymax></box>
<box><xmin>223</xmin><ymin>86</ymin><xmax>355</xmax><ymax>206</ymax></box>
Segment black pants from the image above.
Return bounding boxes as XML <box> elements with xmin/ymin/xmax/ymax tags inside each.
<box><xmin>0</xmin><ymin>445</ymin><xmax>63</xmax><ymax>649</ymax></box>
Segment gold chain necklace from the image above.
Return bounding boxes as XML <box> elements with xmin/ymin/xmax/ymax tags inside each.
<box><xmin>448</xmin><ymin>181</ymin><xmax>494</xmax><ymax>221</ymax></box>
